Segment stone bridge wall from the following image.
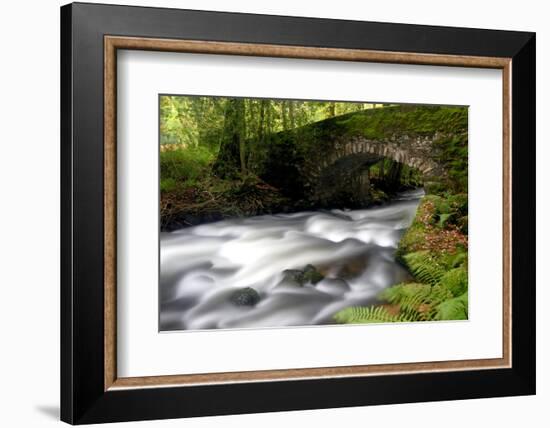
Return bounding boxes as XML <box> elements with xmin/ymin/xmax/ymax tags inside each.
<box><xmin>301</xmin><ymin>133</ymin><xmax>446</xmax><ymax>189</ymax></box>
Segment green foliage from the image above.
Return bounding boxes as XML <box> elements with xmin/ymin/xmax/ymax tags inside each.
<box><xmin>435</xmin><ymin>292</ymin><xmax>468</xmax><ymax>320</ymax></box>
<box><xmin>449</xmin><ymin>250</ymin><xmax>468</xmax><ymax>268</ymax></box>
<box><xmin>160</xmin><ymin>95</ymin><xmax>387</xmax><ymax>156</ymax></box>
<box><xmin>402</xmin><ymin>251</ymin><xmax>444</xmax><ymax>286</ymax></box>
<box><xmin>419</xmin><ymin>194</ymin><xmax>468</xmax><ymax>233</ymax></box>
<box><xmin>160</xmin><ymin>96</ymin><xmax>199</xmax><ymax>147</ymax></box>
<box><xmin>379</xmin><ymin>281</ymin><xmax>455</xmax><ymax>321</ymax></box>
<box><xmin>334</xmin><ymin>263</ymin><xmax>468</xmax><ymax>324</ymax></box>
<box><xmin>432</xmin><ymin>134</ymin><xmax>468</xmax><ymax>193</ymax></box>
<box><xmin>160</xmin><ymin>177</ymin><xmax>177</xmax><ymax>193</ymax></box>
<box><xmin>439</xmin><ymin>267</ymin><xmax>468</xmax><ymax>297</ymax></box>
<box><xmin>334</xmin><ymin>306</ymin><xmax>412</xmax><ymax>324</ymax></box>
<box><xmin>159</xmin><ymin>146</ymin><xmax>214</xmax><ymax>189</ymax></box>
<box><xmin>379</xmin><ymin>283</ymin><xmax>431</xmax><ymax>319</ymax></box>
<box><xmin>330</xmin><ymin>105</ymin><xmax>467</xmax><ymax>141</ymax></box>
<box><xmin>438</xmin><ymin>212</ymin><xmax>453</xmax><ymax>228</ymax></box>
<box><xmin>334</xmin><ymin>272</ymin><xmax>468</xmax><ymax>323</ymax></box>
<box><xmin>335</xmin><ymin>193</ymin><xmax>469</xmax><ymax>325</ymax></box>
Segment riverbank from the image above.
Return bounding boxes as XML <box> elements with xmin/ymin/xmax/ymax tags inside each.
<box><xmin>335</xmin><ymin>192</ymin><xmax>469</xmax><ymax>324</ymax></box>
<box><xmin>160</xmin><ymin>172</ymin><xmax>399</xmax><ymax>231</ymax></box>
<box><xmin>161</xmin><ymin>174</ymin><xmax>290</xmax><ymax>231</ymax></box>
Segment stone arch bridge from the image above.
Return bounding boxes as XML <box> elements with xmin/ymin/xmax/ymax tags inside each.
<box><xmin>260</xmin><ymin>105</ymin><xmax>466</xmax><ymax>205</ymax></box>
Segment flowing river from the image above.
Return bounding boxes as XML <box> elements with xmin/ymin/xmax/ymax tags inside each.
<box><xmin>160</xmin><ymin>188</ymin><xmax>425</xmax><ymax>331</ymax></box>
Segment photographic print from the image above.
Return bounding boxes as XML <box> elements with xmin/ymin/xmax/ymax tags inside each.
<box><xmin>159</xmin><ymin>96</ymin><xmax>468</xmax><ymax>331</ymax></box>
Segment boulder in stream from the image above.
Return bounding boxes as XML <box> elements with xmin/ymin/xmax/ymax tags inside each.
<box><xmin>230</xmin><ymin>287</ymin><xmax>261</xmax><ymax>306</ymax></box>
<box><xmin>303</xmin><ymin>264</ymin><xmax>324</xmax><ymax>285</ymax></box>
<box><xmin>281</xmin><ymin>264</ymin><xmax>324</xmax><ymax>286</ymax></box>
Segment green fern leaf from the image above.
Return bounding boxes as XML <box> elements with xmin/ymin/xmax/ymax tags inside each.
<box><xmin>439</xmin><ymin>267</ymin><xmax>468</xmax><ymax>297</ymax></box>
<box><xmin>402</xmin><ymin>251</ymin><xmax>445</xmax><ymax>286</ymax></box>
<box><xmin>379</xmin><ymin>283</ymin><xmax>429</xmax><ymax>304</ymax></box>
<box><xmin>438</xmin><ymin>212</ymin><xmax>453</xmax><ymax>228</ymax></box>
<box><xmin>449</xmin><ymin>250</ymin><xmax>468</xmax><ymax>268</ymax></box>
<box><xmin>334</xmin><ymin>306</ymin><xmax>413</xmax><ymax>324</ymax></box>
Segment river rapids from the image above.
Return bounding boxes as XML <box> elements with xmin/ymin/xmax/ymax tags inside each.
<box><xmin>160</xmin><ymin>188</ymin><xmax>424</xmax><ymax>331</ymax></box>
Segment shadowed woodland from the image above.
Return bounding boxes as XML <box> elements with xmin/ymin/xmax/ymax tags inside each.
<box><xmin>160</xmin><ymin>96</ymin><xmax>469</xmax><ymax>327</ymax></box>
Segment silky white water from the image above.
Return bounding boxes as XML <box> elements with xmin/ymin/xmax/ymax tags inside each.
<box><xmin>160</xmin><ymin>188</ymin><xmax>424</xmax><ymax>331</ymax></box>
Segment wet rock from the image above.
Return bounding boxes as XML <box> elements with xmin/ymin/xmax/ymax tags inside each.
<box><xmin>281</xmin><ymin>265</ymin><xmax>324</xmax><ymax>286</ymax></box>
<box><xmin>303</xmin><ymin>264</ymin><xmax>324</xmax><ymax>285</ymax></box>
<box><xmin>281</xmin><ymin>269</ymin><xmax>306</xmax><ymax>286</ymax></box>
<box><xmin>230</xmin><ymin>287</ymin><xmax>261</xmax><ymax>306</ymax></box>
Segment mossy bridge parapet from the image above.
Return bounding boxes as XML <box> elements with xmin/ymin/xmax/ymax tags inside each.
<box><xmin>259</xmin><ymin>104</ymin><xmax>468</xmax><ymax>204</ymax></box>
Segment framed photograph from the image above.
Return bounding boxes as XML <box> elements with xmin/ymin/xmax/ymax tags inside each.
<box><xmin>60</xmin><ymin>2</ymin><xmax>535</xmax><ymax>424</ymax></box>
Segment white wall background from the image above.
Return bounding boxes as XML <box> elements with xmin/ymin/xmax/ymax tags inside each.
<box><xmin>0</xmin><ymin>0</ymin><xmax>545</xmax><ymax>426</ymax></box>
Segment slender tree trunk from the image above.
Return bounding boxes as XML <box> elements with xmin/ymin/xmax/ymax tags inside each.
<box><xmin>266</xmin><ymin>101</ymin><xmax>272</xmax><ymax>133</ymax></box>
<box><xmin>327</xmin><ymin>102</ymin><xmax>336</xmax><ymax>117</ymax></box>
<box><xmin>289</xmin><ymin>101</ymin><xmax>296</xmax><ymax>129</ymax></box>
<box><xmin>258</xmin><ymin>100</ymin><xmax>266</xmax><ymax>142</ymax></box>
<box><xmin>247</xmin><ymin>100</ymin><xmax>266</xmax><ymax>171</ymax></box>
<box><xmin>281</xmin><ymin>101</ymin><xmax>288</xmax><ymax>130</ymax></box>
<box><xmin>239</xmin><ymin>101</ymin><xmax>247</xmax><ymax>175</ymax></box>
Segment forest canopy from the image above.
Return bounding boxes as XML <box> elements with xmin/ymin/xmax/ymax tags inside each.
<box><xmin>160</xmin><ymin>95</ymin><xmax>387</xmax><ymax>150</ymax></box>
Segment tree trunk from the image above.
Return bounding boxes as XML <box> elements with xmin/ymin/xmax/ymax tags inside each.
<box><xmin>258</xmin><ymin>100</ymin><xmax>266</xmax><ymax>142</ymax></box>
<box><xmin>327</xmin><ymin>102</ymin><xmax>336</xmax><ymax>117</ymax></box>
<box><xmin>239</xmin><ymin>101</ymin><xmax>247</xmax><ymax>175</ymax></box>
<box><xmin>213</xmin><ymin>98</ymin><xmax>246</xmax><ymax>178</ymax></box>
<box><xmin>281</xmin><ymin>101</ymin><xmax>288</xmax><ymax>130</ymax></box>
<box><xmin>289</xmin><ymin>101</ymin><xmax>296</xmax><ymax>129</ymax></box>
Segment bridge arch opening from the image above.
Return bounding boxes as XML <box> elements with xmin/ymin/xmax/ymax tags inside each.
<box><xmin>313</xmin><ymin>153</ymin><xmax>425</xmax><ymax>208</ymax></box>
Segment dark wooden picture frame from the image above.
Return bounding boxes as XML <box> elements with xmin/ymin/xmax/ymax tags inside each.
<box><xmin>61</xmin><ymin>2</ymin><xmax>535</xmax><ymax>424</ymax></box>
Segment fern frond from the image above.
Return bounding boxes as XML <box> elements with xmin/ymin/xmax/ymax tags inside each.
<box><xmin>378</xmin><ymin>282</ymin><xmax>454</xmax><ymax>321</ymax></box>
<box><xmin>420</xmin><ymin>285</ymin><xmax>454</xmax><ymax>320</ymax></box>
<box><xmin>439</xmin><ymin>267</ymin><xmax>468</xmax><ymax>297</ymax></box>
<box><xmin>379</xmin><ymin>283</ymin><xmax>428</xmax><ymax>303</ymax></box>
<box><xmin>379</xmin><ymin>283</ymin><xmax>429</xmax><ymax>320</ymax></box>
<box><xmin>449</xmin><ymin>250</ymin><xmax>468</xmax><ymax>268</ymax></box>
<box><xmin>438</xmin><ymin>212</ymin><xmax>453</xmax><ymax>228</ymax></box>
<box><xmin>402</xmin><ymin>251</ymin><xmax>445</xmax><ymax>286</ymax></box>
<box><xmin>334</xmin><ymin>305</ymin><xmax>413</xmax><ymax>324</ymax></box>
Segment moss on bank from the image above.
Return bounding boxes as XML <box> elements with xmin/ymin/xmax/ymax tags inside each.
<box><xmin>396</xmin><ymin>194</ymin><xmax>468</xmax><ymax>258</ymax></box>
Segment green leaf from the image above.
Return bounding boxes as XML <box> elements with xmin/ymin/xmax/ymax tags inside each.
<box><xmin>402</xmin><ymin>251</ymin><xmax>445</xmax><ymax>286</ymax></box>
<box><xmin>435</xmin><ymin>292</ymin><xmax>468</xmax><ymax>320</ymax></box>
<box><xmin>438</xmin><ymin>212</ymin><xmax>453</xmax><ymax>228</ymax></box>
<box><xmin>439</xmin><ymin>267</ymin><xmax>468</xmax><ymax>297</ymax></box>
<box><xmin>334</xmin><ymin>306</ymin><xmax>411</xmax><ymax>324</ymax></box>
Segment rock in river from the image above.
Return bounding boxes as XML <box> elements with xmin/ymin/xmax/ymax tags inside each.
<box><xmin>303</xmin><ymin>264</ymin><xmax>324</xmax><ymax>285</ymax></box>
<box><xmin>230</xmin><ymin>287</ymin><xmax>261</xmax><ymax>306</ymax></box>
<box><xmin>281</xmin><ymin>265</ymin><xmax>324</xmax><ymax>286</ymax></box>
